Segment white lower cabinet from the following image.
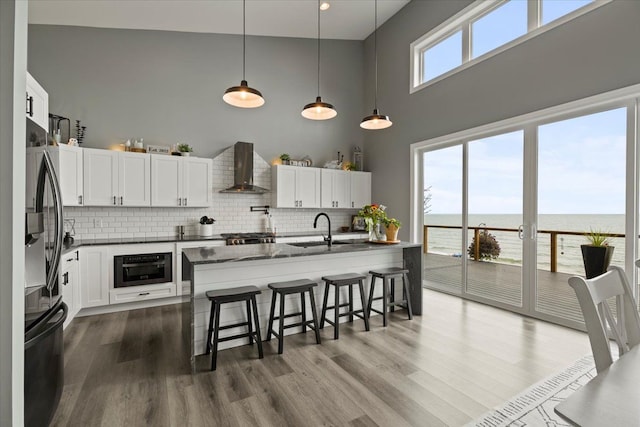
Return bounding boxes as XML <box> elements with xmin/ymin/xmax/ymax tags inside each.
<box><xmin>80</xmin><ymin>246</ymin><xmax>110</xmax><ymax>308</ymax></box>
<box><xmin>109</xmin><ymin>283</ymin><xmax>175</xmax><ymax>304</ymax></box>
<box><xmin>60</xmin><ymin>249</ymin><xmax>81</xmax><ymax>327</ymax></box>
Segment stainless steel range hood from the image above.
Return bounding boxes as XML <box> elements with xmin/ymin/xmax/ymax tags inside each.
<box><xmin>220</xmin><ymin>142</ymin><xmax>269</xmax><ymax>194</ymax></box>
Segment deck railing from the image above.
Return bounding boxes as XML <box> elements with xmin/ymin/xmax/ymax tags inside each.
<box><xmin>423</xmin><ymin>225</ymin><xmax>625</xmax><ymax>272</ymax></box>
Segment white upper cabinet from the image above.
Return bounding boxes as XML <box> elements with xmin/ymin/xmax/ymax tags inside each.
<box><xmin>26</xmin><ymin>72</ymin><xmax>48</xmax><ymax>130</ymax></box>
<box><xmin>272</xmin><ymin>165</ymin><xmax>321</xmax><ymax>208</ymax></box>
<box><xmin>182</xmin><ymin>157</ymin><xmax>212</xmax><ymax>207</ymax></box>
<box><xmin>83</xmin><ymin>148</ymin><xmax>150</xmax><ymax>206</ymax></box>
<box><xmin>50</xmin><ymin>145</ymin><xmax>84</xmax><ymax>206</ymax></box>
<box><xmin>350</xmin><ymin>171</ymin><xmax>372</xmax><ymax>209</ymax></box>
<box><xmin>321</xmin><ymin>169</ymin><xmax>351</xmax><ymax>209</ymax></box>
<box><xmin>151</xmin><ymin>155</ymin><xmax>212</xmax><ymax>207</ymax></box>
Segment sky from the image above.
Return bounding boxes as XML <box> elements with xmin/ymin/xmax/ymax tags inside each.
<box><xmin>421</xmin><ymin>0</ymin><xmax>626</xmax><ymax>216</ymax></box>
<box><xmin>424</xmin><ymin>107</ymin><xmax>627</xmax><ymax>215</ymax></box>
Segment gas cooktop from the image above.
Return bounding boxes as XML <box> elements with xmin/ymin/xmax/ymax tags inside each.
<box><xmin>221</xmin><ymin>232</ymin><xmax>276</xmax><ymax>245</ymax></box>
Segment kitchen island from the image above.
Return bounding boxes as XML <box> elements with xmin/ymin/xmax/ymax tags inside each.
<box><xmin>182</xmin><ymin>240</ymin><xmax>422</xmax><ymax>372</ymax></box>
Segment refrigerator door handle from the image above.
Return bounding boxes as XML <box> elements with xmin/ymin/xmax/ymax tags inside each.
<box><xmin>35</xmin><ymin>151</ymin><xmax>64</xmax><ymax>292</ymax></box>
<box><xmin>24</xmin><ymin>301</ymin><xmax>68</xmax><ymax>349</ymax></box>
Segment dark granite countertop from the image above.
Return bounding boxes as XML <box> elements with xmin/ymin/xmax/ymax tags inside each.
<box><xmin>183</xmin><ymin>240</ymin><xmax>421</xmax><ymax>265</ymax></box>
<box><xmin>60</xmin><ymin>230</ymin><xmax>367</xmax><ymax>254</ymax></box>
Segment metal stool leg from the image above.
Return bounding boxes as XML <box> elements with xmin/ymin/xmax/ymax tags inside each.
<box><xmin>334</xmin><ymin>284</ymin><xmax>340</xmax><ymax>340</ymax></box>
<box><xmin>403</xmin><ymin>272</ymin><xmax>413</xmax><ymax>320</ymax></box>
<box><xmin>308</xmin><ymin>288</ymin><xmax>321</xmax><ymax>344</ymax></box>
<box><xmin>348</xmin><ymin>284</ymin><xmax>354</xmax><ymax>322</ymax></box>
<box><xmin>278</xmin><ymin>292</ymin><xmax>286</xmax><ymax>354</ymax></box>
<box><xmin>211</xmin><ymin>301</ymin><xmax>221</xmax><ymax>371</ymax></box>
<box><xmin>390</xmin><ymin>278</ymin><xmax>396</xmax><ymax>312</ymax></box>
<box><xmin>358</xmin><ymin>279</ymin><xmax>370</xmax><ymax>331</ymax></box>
<box><xmin>246</xmin><ymin>299</ymin><xmax>254</xmax><ymax>345</ymax></box>
<box><xmin>367</xmin><ymin>275</ymin><xmax>376</xmax><ymax>318</ymax></box>
<box><xmin>267</xmin><ymin>289</ymin><xmax>277</xmax><ymax>341</ymax></box>
<box><xmin>251</xmin><ymin>295</ymin><xmax>264</xmax><ymax>359</ymax></box>
<box><xmin>206</xmin><ymin>300</ymin><xmax>215</xmax><ymax>354</ymax></box>
<box><xmin>300</xmin><ymin>291</ymin><xmax>307</xmax><ymax>333</ymax></box>
<box><xmin>320</xmin><ymin>281</ymin><xmax>330</xmax><ymax>329</ymax></box>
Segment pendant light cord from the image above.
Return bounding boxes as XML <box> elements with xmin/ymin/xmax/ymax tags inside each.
<box><xmin>317</xmin><ymin>0</ymin><xmax>321</xmax><ymax>97</ymax></box>
<box><xmin>243</xmin><ymin>0</ymin><xmax>246</xmax><ymax>81</ymax></box>
<box><xmin>374</xmin><ymin>0</ymin><xmax>378</xmax><ymax>110</ymax></box>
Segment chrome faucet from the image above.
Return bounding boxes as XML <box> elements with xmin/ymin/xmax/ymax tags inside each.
<box><xmin>313</xmin><ymin>212</ymin><xmax>332</xmax><ymax>247</ymax></box>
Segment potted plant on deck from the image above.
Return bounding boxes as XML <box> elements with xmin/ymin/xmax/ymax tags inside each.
<box><xmin>580</xmin><ymin>229</ymin><xmax>614</xmax><ymax>279</ymax></box>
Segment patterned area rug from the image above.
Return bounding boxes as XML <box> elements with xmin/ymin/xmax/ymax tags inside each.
<box><xmin>467</xmin><ymin>355</ymin><xmax>596</xmax><ymax>427</ymax></box>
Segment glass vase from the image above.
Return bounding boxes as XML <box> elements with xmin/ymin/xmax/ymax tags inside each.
<box><xmin>368</xmin><ymin>222</ymin><xmax>383</xmax><ymax>241</ymax></box>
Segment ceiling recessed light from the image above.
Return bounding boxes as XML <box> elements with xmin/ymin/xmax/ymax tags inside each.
<box><xmin>320</xmin><ymin>2</ymin><xmax>330</xmax><ymax>11</ymax></box>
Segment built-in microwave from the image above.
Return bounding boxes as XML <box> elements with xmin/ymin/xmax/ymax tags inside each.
<box><xmin>114</xmin><ymin>252</ymin><xmax>172</xmax><ymax>288</ymax></box>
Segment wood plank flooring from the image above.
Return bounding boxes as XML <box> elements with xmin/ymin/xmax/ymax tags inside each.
<box><xmin>51</xmin><ymin>290</ymin><xmax>591</xmax><ymax>427</ymax></box>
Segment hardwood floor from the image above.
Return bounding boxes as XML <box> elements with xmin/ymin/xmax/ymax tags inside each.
<box><xmin>51</xmin><ymin>290</ymin><xmax>591</xmax><ymax>426</ymax></box>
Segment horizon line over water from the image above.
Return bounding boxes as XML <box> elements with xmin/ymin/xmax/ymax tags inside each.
<box><xmin>424</xmin><ymin>213</ymin><xmax>626</xmax><ymax>275</ymax></box>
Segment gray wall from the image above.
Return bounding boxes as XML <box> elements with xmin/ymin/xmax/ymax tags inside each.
<box><xmin>1</xmin><ymin>0</ymin><xmax>27</xmax><ymax>424</ymax></box>
<box><xmin>28</xmin><ymin>25</ymin><xmax>365</xmax><ymax>165</ymax></box>
<box><xmin>364</xmin><ymin>0</ymin><xmax>640</xmax><ymax>239</ymax></box>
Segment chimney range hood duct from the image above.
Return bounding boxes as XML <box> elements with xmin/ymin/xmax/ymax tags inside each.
<box><xmin>220</xmin><ymin>142</ymin><xmax>269</xmax><ymax>194</ymax></box>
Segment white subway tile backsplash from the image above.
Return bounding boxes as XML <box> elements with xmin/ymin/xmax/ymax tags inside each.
<box><xmin>64</xmin><ymin>146</ymin><xmax>359</xmax><ymax>240</ymax></box>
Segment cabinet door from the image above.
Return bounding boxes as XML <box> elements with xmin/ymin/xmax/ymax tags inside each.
<box><xmin>119</xmin><ymin>152</ymin><xmax>151</xmax><ymax>206</ymax></box>
<box><xmin>272</xmin><ymin>165</ymin><xmax>297</xmax><ymax>208</ymax></box>
<box><xmin>333</xmin><ymin>170</ymin><xmax>350</xmax><ymax>208</ymax></box>
<box><xmin>56</xmin><ymin>145</ymin><xmax>84</xmax><ymax>206</ymax></box>
<box><xmin>26</xmin><ymin>72</ymin><xmax>48</xmax><ymax>130</ymax></box>
<box><xmin>320</xmin><ymin>169</ymin><xmax>334</xmax><ymax>209</ymax></box>
<box><xmin>151</xmin><ymin>155</ymin><xmax>182</xmax><ymax>207</ymax></box>
<box><xmin>60</xmin><ymin>250</ymin><xmax>80</xmax><ymax>323</ymax></box>
<box><xmin>296</xmin><ymin>168</ymin><xmax>321</xmax><ymax>208</ymax></box>
<box><xmin>81</xmin><ymin>247</ymin><xmax>110</xmax><ymax>307</ymax></box>
<box><xmin>350</xmin><ymin>171</ymin><xmax>372</xmax><ymax>209</ymax></box>
<box><xmin>83</xmin><ymin>148</ymin><xmax>118</xmax><ymax>206</ymax></box>
<box><xmin>183</xmin><ymin>157</ymin><xmax>212</xmax><ymax>207</ymax></box>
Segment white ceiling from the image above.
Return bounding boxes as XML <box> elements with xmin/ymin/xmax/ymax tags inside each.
<box><xmin>28</xmin><ymin>0</ymin><xmax>410</xmax><ymax>41</ymax></box>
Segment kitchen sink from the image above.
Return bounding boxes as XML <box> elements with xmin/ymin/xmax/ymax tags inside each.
<box><xmin>286</xmin><ymin>240</ymin><xmax>357</xmax><ymax>248</ymax></box>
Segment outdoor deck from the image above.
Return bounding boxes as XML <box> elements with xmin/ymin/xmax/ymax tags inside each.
<box><xmin>423</xmin><ymin>253</ymin><xmax>583</xmax><ymax>324</ymax></box>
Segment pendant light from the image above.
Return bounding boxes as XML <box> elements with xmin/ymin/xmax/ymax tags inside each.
<box><xmin>302</xmin><ymin>0</ymin><xmax>337</xmax><ymax>120</ymax></box>
<box><xmin>223</xmin><ymin>0</ymin><xmax>265</xmax><ymax>108</ymax></box>
<box><xmin>361</xmin><ymin>0</ymin><xmax>392</xmax><ymax>130</ymax></box>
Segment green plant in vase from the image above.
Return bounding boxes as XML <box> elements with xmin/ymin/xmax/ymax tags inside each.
<box><xmin>358</xmin><ymin>204</ymin><xmax>387</xmax><ymax>241</ymax></box>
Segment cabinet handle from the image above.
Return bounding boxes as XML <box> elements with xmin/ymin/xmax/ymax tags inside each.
<box><xmin>33</xmin><ymin>197</ymin><xmax>35</xmax><ymax>206</ymax></box>
<box><xmin>299</xmin><ymin>200</ymin><xmax>302</xmax><ymax>207</ymax></box>
<box><xmin>78</xmin><ymin>195</ymin><xmax>83</xmax><ymax>205</ymax></box>
<box><xmin>178</xmin><ymin>198</ymin><xmax>182</xmax><ymax>206</ymax></box>
<box><xmin>62</xmin><ymin>272</ymin><xmax>69</xmax><ymax>286</ymax></box>
<box><xmin>184</xmin><ymin>198</ymin><xmax>187</xmax><ymax>206</ymax></box>
<box><xmin>352</xmin><ymin>201</ymin><xmax>354</xmax><ymax>208</ymax></box>
<box><xmin>26</xmin><ymin>94</ymin><xmax>33</xmax><ymax>117</ymax></box>
<box><xmin>336</xmin><ymin>201</ymin><xmax>339</xmax><ymax>208</ymax></box>
<box><xmin>113</xmin><ymin>196</ymin><xmax>117</xmax><ymax>205</ymax></box>
<box><xmin>120</xmin><ymin>196</ymin><xmax>123</xmax><ymax>205</ymax></box>
<box><xmin>138</xmin><ymin>292</ymin><xmax>150</xmax><ymax>296</ymax></box>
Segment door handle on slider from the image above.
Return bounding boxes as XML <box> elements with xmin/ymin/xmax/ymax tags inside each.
<box><xmin>518</xmin><ymin>225</ymin><xmax>524</xmax><ymax>240</ymax></box>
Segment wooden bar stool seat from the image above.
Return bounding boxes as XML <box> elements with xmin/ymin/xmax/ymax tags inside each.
<box><xmin>367</xmin><ymin>267</ymin><xmax>413</xmax><ymax>327</ymax></box>
<box><xmin>205</xmin><ymin>285</ymin><xmax>263</xmax><ymax>371</ymax></box>
<box><xmin>266</xmin><ymin>279</ymin><xmax>321</xmax><ymax>354</ymax></box>
<box><xmin>320</xmin><ymin>273</ymin><xmax>370</xmax><ymax>339</ymax></box>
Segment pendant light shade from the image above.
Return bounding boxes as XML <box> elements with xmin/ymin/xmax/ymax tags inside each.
<box><xmin>223</xmin><ymin>0</ymin><xmax>264</xmax><ymax>108</ymax></box>
<box><xmin>302</xmin><ymin>96</ymin><xmax>337</xmax><ymax>120</ymax></box>
<box><xmin>360</xmin><ymin>108</ymin><xmax>392</xmax><ymax>129</ymax></box>
<box><xmin>223</xmin><ymin>80</ymin><xmax>264</xmax><ymax>108</ymax></box>
<box><xmin>361</xmin><ymin>0</ymin><xmax>392</xmax><ymax>130</ymax></box>
<box><xmin>302</xmin><ymin>0</ymin><xmax>336</xmax><ymax>120</ymax></box>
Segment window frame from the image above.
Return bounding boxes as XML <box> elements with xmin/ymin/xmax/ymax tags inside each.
<box><xmin>410</xmin><ymin>0</ymin><xmax>610</xmax><ymax>94</ymax></box>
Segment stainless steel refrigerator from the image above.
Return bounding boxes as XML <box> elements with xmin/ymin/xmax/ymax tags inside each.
<box><xmin>24</xmin><ymin>117</ymin><xmax>67</xmax><ymax>427</ymax></box>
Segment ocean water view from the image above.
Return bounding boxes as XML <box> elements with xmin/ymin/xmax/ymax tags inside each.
<box><xmin>424</xmin><ymin>214</ymin><xmax>627</xmax><ymax>276</ymax></box>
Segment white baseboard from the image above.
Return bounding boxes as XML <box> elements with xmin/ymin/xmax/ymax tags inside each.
<box><xmin>75</xmin><ymin>296</ymin><xmax>185</xmax><ymax>317</ymax></box>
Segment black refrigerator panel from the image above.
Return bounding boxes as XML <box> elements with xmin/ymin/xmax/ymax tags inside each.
<box><xmin>24</xmin><ymin>300</ymin><xmax>67</xmax><ymax>427</ymax></box>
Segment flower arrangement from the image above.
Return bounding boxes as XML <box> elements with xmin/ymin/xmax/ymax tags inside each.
<box><xmin>358</xmin><ymin>204</ymin><xmax>387</xmax><ymax>231</ymax></box>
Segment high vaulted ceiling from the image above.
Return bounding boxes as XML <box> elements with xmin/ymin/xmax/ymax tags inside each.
<box><xmin>28</xmin><ymin>0</ymin><xmax>411</xmax><ymax>41</ymax></box>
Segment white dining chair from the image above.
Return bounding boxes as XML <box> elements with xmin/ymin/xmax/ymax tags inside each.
<box><xmin>568</xmin><ymin>265</ymin><xmax>640</xmax><ymax>373</ymax></box>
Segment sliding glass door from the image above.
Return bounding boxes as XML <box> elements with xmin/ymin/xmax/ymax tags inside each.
<box><xmin>421</xmin><ymin>102</ymin><xmax>635</xmax><ymax>327</ymax></box>
<box><xmin>535</xmin><ymin>108</ymin><xmax>627</xmax><ymax>323</ymax></box>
